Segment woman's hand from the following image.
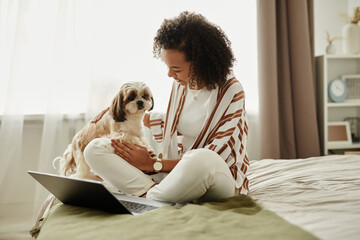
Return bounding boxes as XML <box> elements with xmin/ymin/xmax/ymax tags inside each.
<box><xmin>143</xmin><ymin>113</ymin><xmax>150</xmax><ymax>128</ymax></box>
<box><xmin>111</xmin><ymin>139</ymin><xmax>155</xmax><ymax>172</ymax></box>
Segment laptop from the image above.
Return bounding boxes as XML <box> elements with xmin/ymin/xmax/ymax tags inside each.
<box><xmin>28</xmin><ymin>170</ymin><xmax>175</xmax><ymax>215</ymax></box>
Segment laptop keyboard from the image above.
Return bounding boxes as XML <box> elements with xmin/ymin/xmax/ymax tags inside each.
<box><xmin>120</xmin><ymin>200</ymin><xmax>157</xmax><ymax>214</ymax></box>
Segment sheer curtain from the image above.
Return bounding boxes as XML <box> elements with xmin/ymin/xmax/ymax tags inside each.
<box><xmin>0</xmin><ymin>0</ymin><xmax>257</xmax><ymax>238</ymax></box>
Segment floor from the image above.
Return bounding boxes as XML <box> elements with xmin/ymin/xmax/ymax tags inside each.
<box><xmin>0</xmin><ymin>202</ymin><xmax>35</xmax><ymax>240</ymax></box>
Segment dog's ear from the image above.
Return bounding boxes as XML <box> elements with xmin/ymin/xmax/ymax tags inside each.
<box><xmin>110</xmin><ymin>92</ymin><xmax>126</xmax><ymax>122</ymax></box>
<box><xmin>150</xmin><ymin>96</ymin><xmax>154</xmax><ymax>111</ymax></box>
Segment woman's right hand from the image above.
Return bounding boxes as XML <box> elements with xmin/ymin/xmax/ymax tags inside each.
<box><xmin>143</xmin><ymin>113</ymin><xmax>150</xmax><ymax>128</ymax></box>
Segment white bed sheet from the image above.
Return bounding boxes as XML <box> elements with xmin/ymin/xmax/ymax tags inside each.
<box><xmin>248</xmin><ymin>155</ymin><xmax>360</xmax><ymax>240</ymax></box>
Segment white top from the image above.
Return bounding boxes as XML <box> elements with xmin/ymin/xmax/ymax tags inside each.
<box><xmin>177</xmin><ymin>86</ymin><xmax>215</xmax><ymax>151</ymax></box>
<box><xmin>148</xmin><ymin>70</ymin><xmax>250</xmax><ymax>194</ymax></box>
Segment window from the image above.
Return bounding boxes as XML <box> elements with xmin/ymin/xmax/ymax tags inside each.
<box><xmin>0</xmin><ymin>0</ymin><xmax>258</xmax><ymax>115</ymax></box>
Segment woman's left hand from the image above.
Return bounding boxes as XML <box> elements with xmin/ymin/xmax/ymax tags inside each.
<box><xmin>111</xmin><ymin>140</ymin><xmax>155</xmax><ymax>172</ymax></box>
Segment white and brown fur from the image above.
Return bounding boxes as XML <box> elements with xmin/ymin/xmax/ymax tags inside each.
<box><xmin>57</xmin><ymin>82</ymin><xmax>154</xmax><ymax>180</ymax></box>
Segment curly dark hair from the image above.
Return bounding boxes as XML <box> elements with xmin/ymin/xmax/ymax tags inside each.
<box><xmin>153</xmin><ymin>11</ymin><xmax>235</xmax><ymax>90</ymax></box>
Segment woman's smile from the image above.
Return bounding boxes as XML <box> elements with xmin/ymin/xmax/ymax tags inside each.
<box><xmin>162</xmin><ymin>49</ymin><xmax>191</xmax><ymax>86</ymax></box>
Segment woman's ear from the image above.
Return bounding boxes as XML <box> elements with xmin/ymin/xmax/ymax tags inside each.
<box><xmin>110</xmin><ymin>92</ymin><xmax>126</xmax><ymax>122</ymax></box>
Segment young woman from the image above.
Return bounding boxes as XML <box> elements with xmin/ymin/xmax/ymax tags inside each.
<box><xmin>85</xmin><ymin>11</ymin><xmax>249</xmax><ymax>203</ymax></box>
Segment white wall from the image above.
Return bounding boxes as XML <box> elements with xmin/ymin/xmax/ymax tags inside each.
<box><xmin>314</xmin><ymin>0</ymin><xmax>360</xmax><ymax>56</ymax></box>
<box><xmin>349</xmin><ymin>0</ymin><xmax>360</xmax><ymax>15</ymax></box>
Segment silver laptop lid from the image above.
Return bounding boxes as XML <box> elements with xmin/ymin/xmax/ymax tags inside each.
<box><xmin>28</xmin><ymin>171</ymin><xmax>174</xmax><ymax>214</ymax></box>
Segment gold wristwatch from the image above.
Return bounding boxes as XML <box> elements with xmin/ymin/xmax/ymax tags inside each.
<box><xmin>153</xmin><ymin>153</ymin><xmax>163</xmax><ymax>173</ymax></box>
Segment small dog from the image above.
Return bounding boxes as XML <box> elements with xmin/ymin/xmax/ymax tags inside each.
<box><xmin>57</xmin><ymin>82</ymin><xmax>154</xmax><ymax>180</ymax></box>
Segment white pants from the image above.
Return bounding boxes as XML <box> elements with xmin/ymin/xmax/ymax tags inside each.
<box><xmin>84</xmin><ymin>138</ymin><xmax>236</xmax><ymax>203</ymax></box>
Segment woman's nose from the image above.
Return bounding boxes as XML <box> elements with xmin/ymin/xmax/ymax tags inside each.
<box><xmin>168</xmin><ymin>68</ymin><xmax>175</xmax><ymax>78</ymax></box>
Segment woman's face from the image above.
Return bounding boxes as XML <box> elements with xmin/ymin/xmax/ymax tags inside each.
<box><xmin>162</xmin><ymin>49</ymin><xmax>192</xmax><ymax>87</ymax></box>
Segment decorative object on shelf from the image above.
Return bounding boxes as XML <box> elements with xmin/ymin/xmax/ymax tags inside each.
<box><xmin>344</xmin><ymin>117</ymin><xmax>360</xmax><ymax>143</ymax></box>
<box><xmin>325</xmin><ymin>31</ymin><xmax>341</xmax><ymax>54</ymax></box>
<box><xmin>342</xmin><ymin>24</ymin><xmax>360</xmax><ymax>54</ymax></box>
<box><xmin>328</xmin><ymin>121</ymin><xmax>352</xmax><ymax>145</ymax></box>
<box><xmin>344</xmin><ymin>151</ymin><xmax>360</xmax><ymax>155</ymax></box>
<box><xmin>340</xmin><ymin>7</ymin><xmax>360</xmax><ymax>54</ymax></box>
<box><xmin>341</xmin><ymin>74</ymin><xmax>360</xmax><ymax>101</ymax></box>
<box><xmin>328</xmin><ymin>78</ymin><xmax>348</xmax><ymax>103</ymax></box>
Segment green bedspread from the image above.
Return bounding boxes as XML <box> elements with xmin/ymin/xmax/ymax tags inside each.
<box><xmin>36</xmin><ymin>195</ymin><xmax>318</xmax><ymax>240</ymax></box>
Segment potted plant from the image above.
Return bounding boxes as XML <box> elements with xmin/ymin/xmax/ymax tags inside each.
<box><xmin>325</xmin><ymin>31</ymin><xmax>341</xmax><ymax>54</ymax></box>
<box><xmin>340</xmin><ymin>7</ymin><xmax>360</xmax><ymax>54</ymax></box>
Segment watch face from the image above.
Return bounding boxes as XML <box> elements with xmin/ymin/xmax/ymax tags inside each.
<box><xmin>154</xmin><ymin>161</ymin><xmax>162</xmax><ymax>171</ymax></box>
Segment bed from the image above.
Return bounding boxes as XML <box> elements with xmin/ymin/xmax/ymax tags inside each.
<box><xmin>31</xmin><ymin>154</ymin><xmax>360</xmax><ymax>240</ymax></box>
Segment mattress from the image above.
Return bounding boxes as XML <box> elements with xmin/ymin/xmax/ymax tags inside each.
<box><xmin>248</xmin><ymin>155</ymin><xmax>360</xmax><ymax>240</ymax></box>
<box><xmin>33</xmin><ymin>155</ymin><xmax>360</xmax><ymax>240</ymax></box>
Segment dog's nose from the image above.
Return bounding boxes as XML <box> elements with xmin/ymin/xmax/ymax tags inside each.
<box><xmin>137</xmin><ymin>100</ymin><xmax>144</xmax><ymax>110</ymax></box>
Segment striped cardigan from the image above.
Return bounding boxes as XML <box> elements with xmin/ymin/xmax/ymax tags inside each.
<box><xmin>149</xmin><ymin>72</ymin><xmax>249</xmax><ymax>194</ymax></box>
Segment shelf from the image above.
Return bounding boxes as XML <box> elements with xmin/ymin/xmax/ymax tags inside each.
<box><xmin>323</xmin><ymin>55</ymin><xmax>360</xmax><ymax>59</ymax></box>
<box><xmin>316</xmin><ymin>55</ymin><xmax>360</xmax><ymax>155</ymax></box>
<box><xmin>327</xmin><ymin>101</ymin><xmax>360</xmax><ymax>107</ymax></box>
<box><xmin>328</xmin><ymin>143</ymin><xmax>360</xmax><ymax>150</ymax></box>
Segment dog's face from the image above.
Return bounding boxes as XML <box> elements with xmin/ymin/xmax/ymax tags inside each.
<box><xmin>110</xmin><ymin>82</ymin><xmax>154</xmax><ymax>122</ymax></box>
